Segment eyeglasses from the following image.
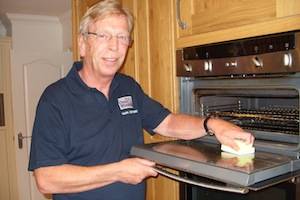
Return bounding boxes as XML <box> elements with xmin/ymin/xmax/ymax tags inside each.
<box><xmin>85</xmin><ymin>31</ymin><xmax>132</xmax><ymax>46</ymax></box>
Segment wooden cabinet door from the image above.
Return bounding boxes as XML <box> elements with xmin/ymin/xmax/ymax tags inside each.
<box><xmin>176</xmin><ymin>0</ymin><xmax>300</xmax><ymax>48</ymax></box>
<box><xmin>137</xmin><ymin>1</ymin><xmax>179</xmax><ymax>200</ymax></box>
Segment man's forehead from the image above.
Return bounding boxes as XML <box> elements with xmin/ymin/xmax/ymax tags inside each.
<box><xmin>91</xmin><ymin>14</ymin><xmax>127</xmax><ymax>24</ymax></box>
<box><xmin>88</xmin><ymin>15</ymin><xmax>129</xmax><ymax>32</ymax></box>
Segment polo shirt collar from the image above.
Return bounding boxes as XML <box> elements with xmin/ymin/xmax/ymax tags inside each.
<box><xmin>66</xmin><ymin>61</ymin><xmax>120</xmax><ymax>97</ymax></box>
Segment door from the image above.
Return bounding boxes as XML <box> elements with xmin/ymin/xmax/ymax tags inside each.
<box><xmin>0</xmin><ymin>37</ymin><xmax>13</xmax><ymax>200</ymax></box>
<box><xmin>10</xmin><ymin>53</ymin><xmax>73</xmax><ymax>200</ymax></box>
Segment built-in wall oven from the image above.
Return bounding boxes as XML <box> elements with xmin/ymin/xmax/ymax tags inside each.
<box><xmin>131</xmin><ymin>30</ymin><xmax>300</xmax><ymax>199</ymax></box>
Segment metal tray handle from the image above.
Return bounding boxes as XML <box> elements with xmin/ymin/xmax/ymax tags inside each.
<box><xmin>153</xmin><ymin>167</ymin><xmax>249</xmax><ymax>194</ymax></box>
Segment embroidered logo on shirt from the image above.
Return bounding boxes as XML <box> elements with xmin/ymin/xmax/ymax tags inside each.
<box><xmin>118</xmin><ymin>96</ymin><xmax>138</xmax><ymax>115</ymax></box>
<box><xmin>118</xmin><ymin>96</ymin><xmax>134</xmax><ymax>110</ymax></box>
<box><xmin>121</xmin><ymin>109</ymin><xmax>138</xmax><ymax>115</ymax></box>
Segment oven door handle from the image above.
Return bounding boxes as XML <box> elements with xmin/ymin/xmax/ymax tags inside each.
<box><xmin>153</xmin><ymin>166</ymin><xmax>249</xmax><ymax>194</ymax></box>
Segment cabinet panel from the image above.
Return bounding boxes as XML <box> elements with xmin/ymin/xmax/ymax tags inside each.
<box><xmin>176</xmin><ymin>0</ymin><xmax>300</xmax><ymax>48</ymax></box>
<box><xmin>137</xmin><ymin>0</ymin><xmax>179</xmax><ymax>198</ymax></box>
<box><xmin>84</xmin><ymin>0</ymin><xmax>101</xmax><ymax>7</ymax></box>
<box><xmin>191</xmin><ymin>0</ymin><xmax>276</xmax><ymax>35</ymax></box>
<box><xmin>277</xmin><ymin>0</ymin><xmax>300</xmax><ymax>17</ymax></box>
<box><xmin>148</xmin><ymin>0</ymin><xmax>176</xmax><ymax>111</ymax></box>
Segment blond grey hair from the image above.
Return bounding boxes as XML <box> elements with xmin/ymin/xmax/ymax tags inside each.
<box><xmin>79</xmin><ymin>0</ymin><xmax>133</xmax><ymax>35</ymax></box>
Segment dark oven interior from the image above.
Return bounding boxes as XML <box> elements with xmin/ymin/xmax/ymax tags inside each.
<box><xmin>180</xmin><ymin>173</ymin><xmax>300</xmax><ymax>200</ymax></box>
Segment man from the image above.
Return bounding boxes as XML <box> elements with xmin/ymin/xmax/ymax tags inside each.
<box><xmin>28</xmin><ymin>0</ymin><xmax>254</xmax><ymax>200</ymax></box>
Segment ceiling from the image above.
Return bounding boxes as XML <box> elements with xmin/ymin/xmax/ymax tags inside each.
<box><xmin>0</xmin><ymin>0</ymin><xmax>71</xmax><ymax>17</ymax></box>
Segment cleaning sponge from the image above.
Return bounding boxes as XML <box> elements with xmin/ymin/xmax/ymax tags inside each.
<box><xmin>221</xmin><ymin>139</ymin><xmax>255</xmax><ymax>155</ymax></box>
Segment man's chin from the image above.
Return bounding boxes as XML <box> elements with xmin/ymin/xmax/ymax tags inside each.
<box><xmin>101</xmin><ymin>69</ymin><xmax>120</xmax><ymax>78</ymax></box>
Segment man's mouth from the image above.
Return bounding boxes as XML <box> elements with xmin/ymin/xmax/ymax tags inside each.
<box><xmin>103</xmin><ymin>57</ymin><xmax>118</xmax><ymax>62</ymax></box>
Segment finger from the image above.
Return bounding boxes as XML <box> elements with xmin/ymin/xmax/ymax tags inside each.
<box><xmin>223</xmin><ymin>137</ymin><xmax>240</xmax><ymax>151</ymax></box>
<box><xmin>231</xmin><ymin>141</ymin><xmax>240</xmax><ymax>151</ymax></box>
<box><xmin>136</xmin><ymin>158</ymin><xmax>156</xmax><ymax>166</ymax></box>
<box><xmin>149</xmin><ymin>168</ymin><xmax>158</xmax><ymax>177</ymax></box>
<box><xmin>245</xmin><ymin>133</ymin><xmax>255</xmax><ymax>145</ymax></box>
<box><xmin>234</xmin><ymin>131</ymin><xmax>253</xmax><ymax>144</ymax></box>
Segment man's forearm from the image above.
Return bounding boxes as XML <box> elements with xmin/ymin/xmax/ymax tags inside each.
<box><xmin>155</xmin><ymin>113</ymin><xmax>206</xmax><ymax>139</ymax></box>
<box><xmin>33</xmin><ymin>157</ymin><xmax>157</xmax><ymax>194</ymax></box>
<box><xmin>34</xmin><ymin>163</ymin><xmax>119</xmax><ymax>194</ymax></box>
<box><xmin>155</xmin><ymin>113</ymin><xmax>254</xmax><ymax>149</ymax></box>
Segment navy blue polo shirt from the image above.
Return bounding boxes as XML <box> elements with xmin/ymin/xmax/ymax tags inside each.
<box><xmin>28</xmin><ymin>61</ymin><xmax>171</xmax><ymax>200</ymax></box>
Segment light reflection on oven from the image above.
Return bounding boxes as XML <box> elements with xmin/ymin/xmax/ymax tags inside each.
<box><xmin>219</xmin><ymin>152</ymin><xmax>254</xmax><ymax>172</ymax></box>
<box><xmin>152</xmin><ymin>142</ymin><xmax>254</xmax><ymax>173</ymax></box>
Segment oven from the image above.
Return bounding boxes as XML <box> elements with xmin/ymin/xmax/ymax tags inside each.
<box><xmin>131</xmin><ymin>30</ymin><xmax>300</xmax><ymax>199</ymax></box>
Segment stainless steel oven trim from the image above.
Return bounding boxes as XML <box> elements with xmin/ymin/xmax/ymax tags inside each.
<box><xmin>153</xmin><ymin>166</ymin><xmax>249</xmax><ymax>194</ymax></box>
<box><xmin>176</xmin><ymin>31</ymin><xmax>300</xmax><ymax>78</ymax></box>
<box><xmin>154</xmin><ymin>166</ymin><xmax>300</xmax><ymax>193</ymax></box>
<box><xmin>177</xmin><ymin>50</ymin><xmax>300</xmax><ymax>77</ymax></box>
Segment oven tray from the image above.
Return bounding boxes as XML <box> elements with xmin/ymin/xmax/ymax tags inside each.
<box><xmin>130</xmin><ymin>140</ymin><xmax>294</xmax><ymax>187</ymax></box>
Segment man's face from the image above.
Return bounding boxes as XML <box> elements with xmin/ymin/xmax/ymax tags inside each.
<box><xmin>79</xmin><ymin>15</ymin><xmax>130</xmax><ymax>79</ymax></box>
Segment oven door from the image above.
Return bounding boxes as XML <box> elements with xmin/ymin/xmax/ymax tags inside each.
<box><xmin>130</xmin><ymin>139</ymin><xmax>300</xmax><ymax>193</ymax></box>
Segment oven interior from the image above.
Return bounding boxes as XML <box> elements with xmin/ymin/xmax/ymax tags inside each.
<box><xmin>194</xmin><ymin>88</ymin><xmax>299</xmax><ymax>140</ymax></box>
<box><xmin>175</xmin><ymin>82</ymin><xmax>300</xmax><ymax>199</ymax></box>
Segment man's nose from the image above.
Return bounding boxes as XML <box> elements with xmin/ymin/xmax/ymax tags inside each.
<box><xmin>107</xmin><ymin>36</ymin><xmax>119</xmax><ymax>51</ymax></box>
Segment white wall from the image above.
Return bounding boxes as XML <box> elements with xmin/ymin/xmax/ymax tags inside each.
<box><xmin>59</xmin><ymin>10</ymin><xmax>72</xmax><ymax>52</ymax></box>
<box><xmin>8</xmin><ymin>14</ymin><xmax>63</xmax><ymax>53</ymax></box>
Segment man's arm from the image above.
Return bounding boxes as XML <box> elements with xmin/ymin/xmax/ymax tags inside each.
<box><xmin>154</xmin><ymin>113</ymin><xmax>254</xmax><ymax>150</ymax></box>
<box><xmin>34</xmin><ymin>158</ymin><xmax>157</xmax><ymax>194</ymax></box>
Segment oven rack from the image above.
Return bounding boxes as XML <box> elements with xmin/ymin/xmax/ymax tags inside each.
<box><xmin>205</xmin><ymin>108</ymin><xmax>299</xmax><ymax>135</ymax></box>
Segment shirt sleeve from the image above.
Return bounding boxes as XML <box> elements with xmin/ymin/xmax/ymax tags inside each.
<box><xmin>134</xmin><ymin>82</ymin><xmax>171</xmax><ymax>135</ymax></box>
<box><xmin>28</xmin><ymin>93</ymin><xmax>68</xmax><ymax>171</ymax></box>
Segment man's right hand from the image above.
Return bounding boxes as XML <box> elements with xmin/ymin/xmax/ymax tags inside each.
<box><xmin>116</xmin><ymin>158</ymin><xmax>158</xmax><ymax>184</ymax></box>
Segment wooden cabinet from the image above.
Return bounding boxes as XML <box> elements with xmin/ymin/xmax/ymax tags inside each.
<box><xmin>72</xmin><ymin>1</ymin><xmax>179</xmax><ymax>200</ymax></box>
<box><xmin>135</xmin><ymin>1</ymin><xmax>179</xmax><ymax>199</ymax></box>
<box><xmin>176</xmin><ymin>0</ymin><xmax>300</xmax><ymax>48</ymax></box>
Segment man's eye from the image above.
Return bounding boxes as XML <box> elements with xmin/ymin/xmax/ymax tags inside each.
<box><xmin>117</xmin><ymin>35</ymin><xmax>129</xmax><ymax>41</ymax></box>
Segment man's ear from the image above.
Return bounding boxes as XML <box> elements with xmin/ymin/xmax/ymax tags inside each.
<box><xmin>78</xmin><ymin>34</ymin><xmax>86</xmax><ymax>58</ymax></box>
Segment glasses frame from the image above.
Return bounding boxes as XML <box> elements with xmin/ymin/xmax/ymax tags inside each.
<box><xmin>84</xmin><ymin>31</ymin><xmax>132</xmax><ymax>46</ymax></box>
